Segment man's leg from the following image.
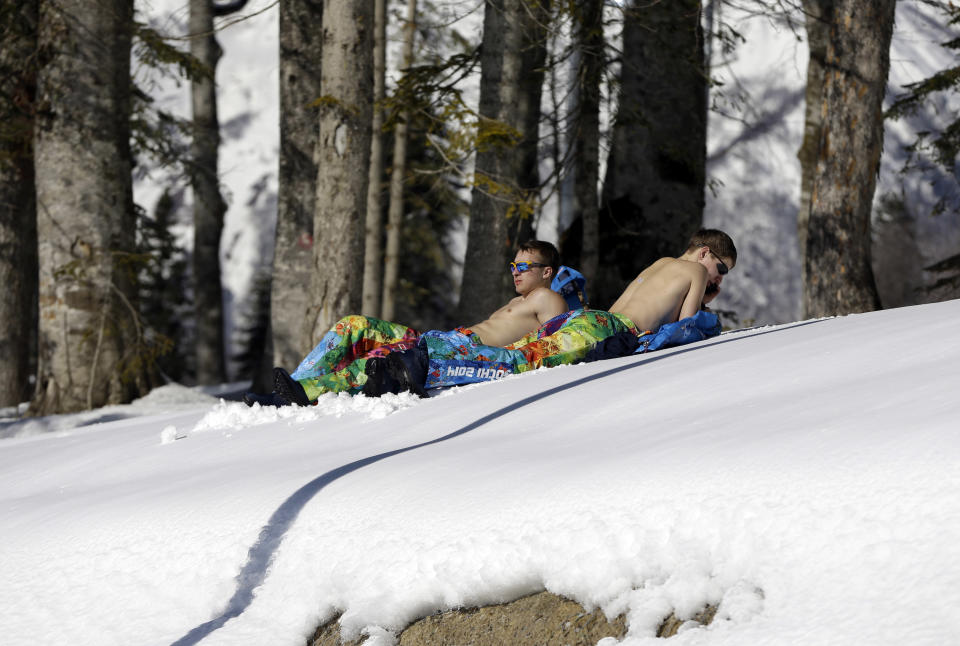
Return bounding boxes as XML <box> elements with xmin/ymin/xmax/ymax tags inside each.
<box><xmin>420</xmin><ymin>311</ymin><xmax>637</xmax><ymax>389</ymax></box>
<box><xmin>417</xmin><ymin>328</ymin><xmax>530</xmax><ymax>389</ymax></box>
<box><xmin>289</xmin><ymin>314</ymin><xmax>418</xmax><ymax>378</ymax></box>
<box><xmin>242</xmin><ymin>315</ymin><xmax>418</xmax><ymax>406</ymax></box>
<box><xmin>293</xmin><ymin>336</ymin><xmax>418</xmax><ymax>400</ymax></box>
<box><xmin>507</xmin><ymin>310</ymin><xmax>638</xmax><ymax>371</ymax></box>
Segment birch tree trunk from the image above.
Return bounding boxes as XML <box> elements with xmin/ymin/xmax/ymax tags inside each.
<box><xmin>189</xmin><ymin>0</ymin><xmax>227</xmax><ymax>384</ymax></box>
<box><xmin>361</xmin><ymin>0</ymin><xmax>386</xmax><ymax>319</ymax></box>
<box><xmin>573</xmin><ymin>0</ymin><xmax>604</xmax><ymax>287</ymax></box>
<box><xmin>380</xmin><ymin>0</ymin><xmax>417</xmax><ymax>322</ymax></box>
<box><xmin>0</xmin><ymin>0</ymin><xmax>38</xmax><ymax>406</ymax></box>
<box><xmin>304</xmin><ymin>0</ymin><xmax>374</xmax><ymax>346</ymax></box>
<box><xmin>802</xmin><ymin>0</ymin><xmax>893</xmax><ymax>317</ymax></box>
<box><xmin>457</xmin><ymin>0</ymin><xmax>550</xmax><ymax>324</ymax></box>
<box><xmin>273</xmin><ymin>0</ymin><xmax>323</xmax><ymax>369</ymax></box>
<box><xmin>598</xmin><ymin>0</ymin><xmax>706</xmax><ymax>309</ymax></box>
<box><xmin>32</xmin><ymin>0</ymin><xmax>142</xmax><ymax>414</ymax></box>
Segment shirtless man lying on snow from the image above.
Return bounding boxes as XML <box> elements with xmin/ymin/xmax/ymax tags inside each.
<box><xmin>466</xmin><ymin>241</ymin><xmax>568</xmax><ymax>347</ymax></box>
<box><xmin>244</xmin><ymin>240</ymin><xmax>568</xmax><ymax>406</ymax></box>
<box><xmin>609</xmin><ymin>228</ymin><xmax>736</xmax><ymax>331</ymax></box>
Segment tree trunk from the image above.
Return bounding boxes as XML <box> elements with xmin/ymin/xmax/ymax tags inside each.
<box><xmin>0</xmin><ymin>0</ymin><xmax>38</xmax><ymax>407</ymax></box>
<box><xmin>361</xmin><ymin>0</ymin><xmax>386</xmax><ymax>319</ymax></box>
<box><xmin>273</xmin><ymin>0</ymin><xmax>323</xmax><ymax>370</ymax></box>
<box><xmin>32</xmin><ymin>0</ymin><xmax>142</xmax><ymax>414</ymax></box>
<box><xmin>797</xmin><ymin>0</ymin><xmax>833</xmax><ymax>267</ymax></box>
<box><xmin>380</xmin><ymin>0</ymin><xmax>417</xmax><ymax>322</ymax></box>
<box><xmin>189</xmin><ymin>0</ymin><xmax>227</xmax><ymax>384</ymax></box>
<box><xmin>573</xmin><ymin>0</ymin><xmax>604</xmax><ymax>287</ymax></box>
<box><xmin>457</xmin><ymin>0</ymin><xmax>550</xmax><ymax>324</ymax></box>
<box><xmin>304</xmin><ymin>0</ymin><xmax>374</xmax><ymax>346</ymax></box>
<box><xmin>802</xmin><ymin>0</ymin><xmax>893</xmax><ymax>317</ymax></box>
<box><xmin>598</xmin><ymin>0</ymin><xmax>707</xmax><ymax>309</ymax></box>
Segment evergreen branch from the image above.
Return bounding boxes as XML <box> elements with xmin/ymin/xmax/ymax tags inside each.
<box><xmin>132</xmin><ymin>21</ymin><xmax>211</xmax><ymax>82</ymax></box>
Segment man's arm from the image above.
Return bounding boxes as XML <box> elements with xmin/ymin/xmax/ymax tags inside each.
<box><xmin>678</xmin><ymin>265</ymin><xmax>708</xmax><ymax>321</ymax></box>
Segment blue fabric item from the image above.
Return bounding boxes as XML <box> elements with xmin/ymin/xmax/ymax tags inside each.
<box><xmin>420</xmin><ymin>310</ymin><xmax>635</xmax><ymax>389</ymax></box>
<box><xmin>634</xmin><ymin>310</ymin><xmax>721</xmax><ymax>353</ymax></box>
<box><xmin>417</xmin><ymin>328</ymin><xmax>520</xmax><ymax>389</ymax></box>
<box><xmin>551</xmin><ymin>265</ymin><xmax>587</xmax><ymax>310</ymax></box>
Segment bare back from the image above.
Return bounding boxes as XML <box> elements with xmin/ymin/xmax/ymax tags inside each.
<box><xmin>469</xmin><ymin>286</ymin><xmax>567</xmax><ymax>347</ymax></box>
<box><xmin>609</xmin><ymin>258</ymin><xmax>707</xmax><ymax>332</ymax></box>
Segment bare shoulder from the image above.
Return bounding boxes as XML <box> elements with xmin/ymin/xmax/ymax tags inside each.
<box><xmin>527</xmin><ymin>285</ymin><xmax>567</xmax><ymax>308</ymax></box>
<box><xmin>637</xmin><ymin>257</ymin><xmax>676</xmax><ymax>279</ymax></box>
<box><xmin>650</xmin><ymin>257</ymin><xmax>675</xmax><ymax>270</ymax></box>
<box><xmin>662</xmin><ymin>257</ymin><xmax>706</xmax><ymax>278</ymax></box>
<box><xmin>525</xmin><ymin>287</ymin><xmax>567</xmax><ymax>322</ymax></box>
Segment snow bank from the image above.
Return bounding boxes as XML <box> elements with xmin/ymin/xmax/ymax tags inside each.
<box><xmin>1</xmin><ymin>300</ymin><xmax>959</xmax><ymax>646</ymax></box>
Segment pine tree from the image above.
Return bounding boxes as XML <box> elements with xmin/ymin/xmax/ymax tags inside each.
<box><xmin>273</xmin><ymin>0</ymin><xmax>323</xmax><ymax>369</ymax></box>
<box><xmin>362</xmin><ymin>0</ymin><xmax>387</xmax><ymax>319</ymax></box>
<box><xmin>597</xmin><ymin>0</ymin><xmax>707</xmax><ymax>309</ymax></box>
<box><xmin>887</xmin><ymin>3</ymin><xmax>960</xmax><ymax>296</ymax></box>
<box><xmin>802</xmin><ymin>0</ymin><xmax>894</xmax><ymax>317</ymax></box>
<box><xmin>137</xmin><ymin>190</ymin><xmax>192</xmax><ymax>383</ymax></box>
<box><xmin>571</xmin><ymin>0</ymin><xmax>604</xmax><ymax>285</ymax></box>
<box><xmin>304</xmin><ymin>0</ymin><xmax>374</xmax><ymax>347</ymax></box>
<box><xmin>189</xmin><ymin>0</ymin><xmax>228</xmax><ymax>384</ymax></box>
<box><xmin>381</xmin><ymin>0</ymin><xmax>419</xmax><ymax>321</ymax></box>
<box><xmin>0</xmin><ymin>0</ymin><xmax>38</xmax><ymax>406</ymax></box>
<box><xmin>457</xmin><ymin>0</ymin><xmax>551</xmax><ymax>324</ymax></box>
<box><xmin>33</xmin><ymin>0</ymin><xmax>149</xmax><ymax>413</ymax></box>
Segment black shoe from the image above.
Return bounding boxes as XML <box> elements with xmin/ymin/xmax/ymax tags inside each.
<box><xmin>242</xmin><ymin>391</ymin><xmax>292</xmax><ymax>407</ymax></box>
<box><xmin>273</xmin><ymin>367</ymin><xmax>311</xmax><ymax>406</ymax></box>
<box><xmin>386</xmin><ymin>348</ymin><xmax>429</xmax><ymax>398</ymax></box>
<box><xmin>361</xmin><ymin>356</ymin><xmax>403</xmax><ymax>397</ymax></box>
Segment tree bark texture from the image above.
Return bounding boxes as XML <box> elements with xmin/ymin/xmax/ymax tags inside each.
<box><xmin>802</xmin><ymin>0</ymin><xmax>893</xmax><ymax>317</ymax></box>
<box><xmin>572</xmin><ymin>0</ymin><xmax>604</xmax><ymax>291</ymax></box>
<box><xmin>361</xmin><ymin>0</ymin><xmax>386</xmax><ymax>319</ymax></box>
<box><xmin>274</xmin><ymin>0</ymin><xmax>323</xmax><ymax>368</ymax></box>
<box><xmin>32</xmin><ymin>0</ymin><xmax>142</xmax><ymax>414</ymax></box>
<box><xmin>597</xmin><ymin>0</ymin><xmax>706</xmax><ymax>309</ymax></box>
<box><xmin>797</xmin><ymin>0</ymin><xmax>833</xmax><ymax>266</ymax></box>
<box><xmin>189</xmin><ymin>0</ymin><xmax>227</xmax><ymax>384</ymax></box>
<box><xmin>380</xmin><ymin>0</ymin><xmax>417</xmax><ymax>322</ymax></box>
<box><xmin>305</xmin><ymin>0</ymin><xmax>374</xmax><ymax>347</ymax></box>
<box><xmin>457</xmin><ymin>0</ymin><xmax>550</xmax><ymax>324</ymax></box>
<box><xmin>0</xmin><ymin>0</ymin><xmax>39</xmax><ymax>406</ymax></box>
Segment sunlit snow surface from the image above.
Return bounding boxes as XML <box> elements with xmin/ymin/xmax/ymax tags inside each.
<box><xmin>2</xmin><ymin>300</ymin><xmax>959</xmax><ymax>645</ymax></box>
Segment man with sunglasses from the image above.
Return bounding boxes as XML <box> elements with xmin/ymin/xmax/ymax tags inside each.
<box><xmin>609</xmin><ymin>228</ymin><xmax>736</xmax><ymax>332</ymax></box>
<box><xmin>244</xmin><ymin>240</ymin><xmax>568</xmax><ymax>406</ymax></box>
<box><xmin>465</xmin><ymin>241</ymin><xmax>569</xmax><ymax>347</ymax></box>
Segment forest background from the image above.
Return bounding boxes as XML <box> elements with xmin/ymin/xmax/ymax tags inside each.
<box><xmin>1</xmin><ymin>0</ymin><xmax>958</xmax><ymax>416</ymax></box>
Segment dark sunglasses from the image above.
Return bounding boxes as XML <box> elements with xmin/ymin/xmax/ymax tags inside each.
<box><xmin>509</xmin><ymin>261</ymin><xmax>546</xmax><ymax>273</ymax></box>
<box><xmin>705</xmin><ymin>247</ymin><xmax>729</xmax><ymax>275</ymax></box>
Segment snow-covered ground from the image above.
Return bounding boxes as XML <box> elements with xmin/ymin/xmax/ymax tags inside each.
<box><xmin>2</xmin><ymin>298</ymin><xmax>958</xmax><ymax>645</ymax></box>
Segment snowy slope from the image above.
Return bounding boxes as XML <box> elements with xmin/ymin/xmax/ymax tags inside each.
<box><xmin>2</xmin><ymin>299</ymin><xmax>959</xmax><ymax>646</ymax></box>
